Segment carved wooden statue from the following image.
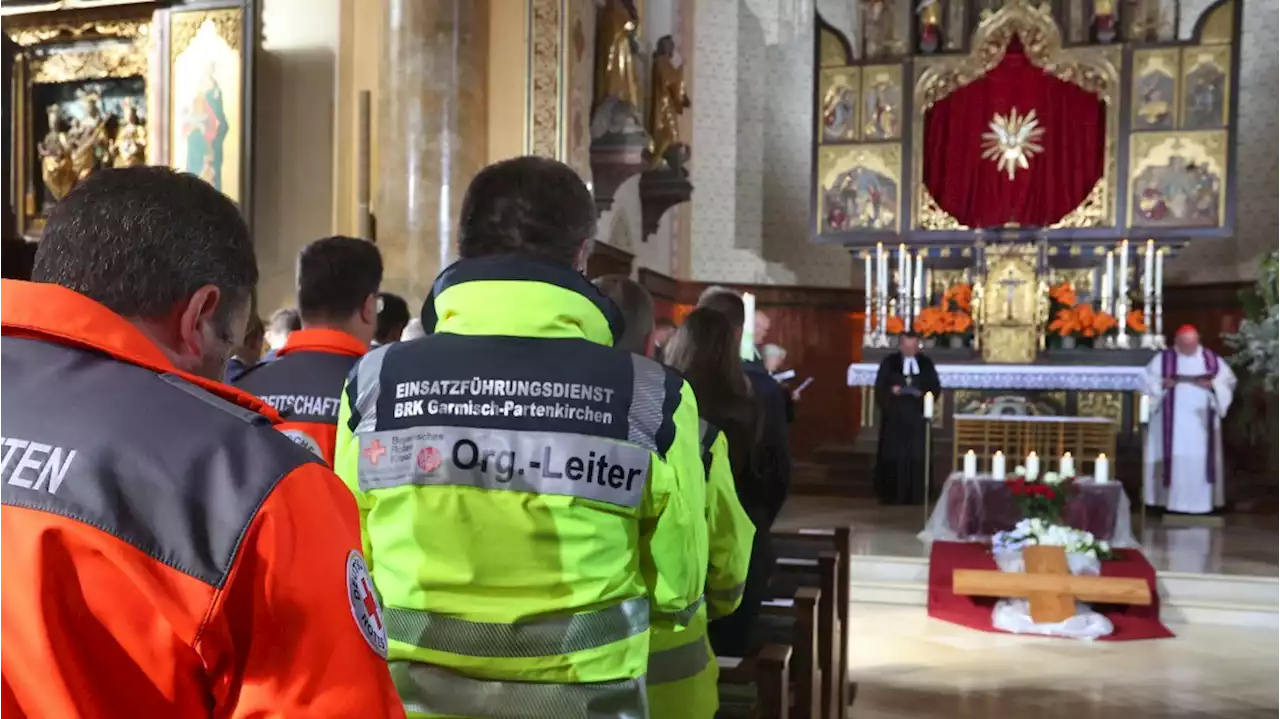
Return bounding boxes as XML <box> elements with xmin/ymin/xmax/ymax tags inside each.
<box><xmin>647</xmin><ymin>35</ymin><xmax>690</xmax><ymax>170</ymax></box>
<box><xmin>594</xmin><ymin>0</ymin><xmax>641</xmax><ymax>112</ymax></box>
<box><xmin>38</xmin><ymin>105</ymin><xmax>75</xmax><ymax>201</ymax></box>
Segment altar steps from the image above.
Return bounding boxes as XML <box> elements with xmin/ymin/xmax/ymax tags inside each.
<box><xmin>847</xmin><ymin>554</ymin><xmax>1280</xmax><ymax>629</ymax></box>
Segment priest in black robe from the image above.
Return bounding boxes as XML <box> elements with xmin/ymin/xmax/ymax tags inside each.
<box><xmin>873</xmin><ymin>331</ymin><xmax>941</xmax><ymax>505</ymax></box>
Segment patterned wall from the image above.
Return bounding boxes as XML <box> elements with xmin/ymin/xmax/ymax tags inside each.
<box><xmin>689</xmin><ymin>0</ymin><xmax>853</xmax><ymax>287</ymax></box>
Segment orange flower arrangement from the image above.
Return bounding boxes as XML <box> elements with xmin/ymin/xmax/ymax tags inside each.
<box><xmin>915</xmin><ymin>304</ymin><xmax>973</xmax><ymax>338</ymax></box>
<box><xmin>886</xmin><ymin>315</ymin><xmax>905</xmax><ymax>335</ymax></box>
<box><xmin>1126</xmin><ymin>309</ymin><xmax>1148</xmax><ymax>333</ymax></box>
<box><xmin>942</xmin><ymin>283</ymin><xmax>973</xmax><ymax>313</ymax></box>
<box><xmin>1049</xmin><ymin>281</ymin><xmax>1078</xmax><ymax>308</ymax></box>
<box><xmin>1049</xmin><ymin>304</ymin><xmax>1119</xmax><ymax>338</ymax></box>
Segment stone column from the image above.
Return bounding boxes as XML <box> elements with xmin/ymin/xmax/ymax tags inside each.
<box><xmin>377</xmin><ymin>0</ymin><xmax>488</xmax><ymax>308</ymax></box>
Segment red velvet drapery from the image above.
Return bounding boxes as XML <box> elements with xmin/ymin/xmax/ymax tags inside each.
<box><xmin>922</xmin><ymin>38</ymin><xmax>1105</xmax><ymax>228</ymax></box>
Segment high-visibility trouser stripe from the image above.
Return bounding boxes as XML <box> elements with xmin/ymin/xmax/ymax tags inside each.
<box><xmin>706</xmin><ymin>582</ymin><xmax>746</xmax><ymax>618</ymax></box>
<box><xmin>383</xmin><ymin>596</ymin><xmax>650</xmax><ymax>658</ymax></box>
<box><xmin>647</xmin><ymin>636</ymin><xmax>712</xmax><ymax>686</ymax></box>
<box><xmin>651</xmin><ymin>595</ymin><xmax>704</xmax><ymax>625</ymax></box>
<box><xmin>389</xmin><ymin>661</ymin><xmax>649</xmax><ymax>719</ymax></box>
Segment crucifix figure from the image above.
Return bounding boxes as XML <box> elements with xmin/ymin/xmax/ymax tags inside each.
<box><xmin>997</xmin><ymin>269</ymin><xmax>1026</xmax><ymax>321</ymax></box>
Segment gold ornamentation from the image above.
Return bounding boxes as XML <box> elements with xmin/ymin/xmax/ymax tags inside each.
<box><xmin>1078</xmin><ymin>391</ymin><xmax>1123</xmax><ymax>424</ymax></box>
<box><xmin>820</xmin><ymin>27</ymin><xmax>850</xmax><ymax>67</ymax></box>
<box><xmin>819</xmin><ymin>68</ymin><xmax>860</xmax><ymax>142</ymax></box>
<box><xmin>1049</xmin><ymin>179</ymin><xmax>1105</xmax><ymax>228</ymax></box>
<box><xmin>6</xmin><ymin>20</ymin><xmax>149</xmax><ymax>48</ymax></box>
<box><xmin>30</xmin><ymin>39</ymin><xmax>148</xmax><ymax>83</ymax></box>
<box><xmin>171</xmin><ymin>9</ymin><xmax>241</xmax><ymax>56</ymax></box>
<box><xmin>861</xmin><ymin>66</ymin><xmax>902</xmax><ymax>141</ymax></box>
<box><xmin>981</xmin><ymin>107</ymin><xmax>1045</xmax><ymax>180</ymax></box>
<box><xmin>816</xmin><ymin>144</ymin><xmax>902</xmax><ymax>233</ymax></box>
<box><xmin>529</xmin><ymin>0</ymin><xmax>563</xmax><ymax>158</ymax></box>
<box><xmin>979</xmin><ymin>243</ymin><xmax>1042</xmax><ymax>363</ymax></box>
<box><xmin>919</xmin><ymin>187</ymin><xmax>968</xmax><ymax>230</ymax></box>
<box><xmin>1198</xmin><ymin>0</ymin><xmax>1234</xmax><ymax>44</ymax></box>
<box><xmin>1128</xmin><ymin>131</ymin><xmax>1228</xmax><ymax>228</ymax></box>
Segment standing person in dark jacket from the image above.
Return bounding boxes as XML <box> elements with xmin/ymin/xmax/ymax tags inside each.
<box><xmin>698</xmin><ymin>287</ymin><xmax>792</xmax><ymax>525</ymax></box>
<box><xmin>373</xmin><ymin>292</ymin><xmax>409</xmax><ymax>346</ymax></box>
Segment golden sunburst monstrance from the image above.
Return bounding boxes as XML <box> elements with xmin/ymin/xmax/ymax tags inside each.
<box><xmin>981</xmin><ymin>107</ymin><xmax>1046</xmax><ymax>180</ymax></box>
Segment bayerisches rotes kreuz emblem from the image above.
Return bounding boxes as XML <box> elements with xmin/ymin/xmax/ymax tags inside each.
<box><xmin>346</xmin><ymin>550</ymin><xmax>388</xmax><ymax>658</ymax></box>
<box><xmin>981</xmin><ymin>107</ymin><xmax>1046</xmax><ymax>180</ymax></box>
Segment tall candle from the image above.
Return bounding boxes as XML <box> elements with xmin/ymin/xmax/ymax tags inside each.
<box><xmin>903</xmin><ymin>249</ymin><xmax>913</xmax><ymax>328</ymax></box>
<box><xmin>741</xmin><ymin>292</ymin><xmax>756</xmax><ymax>360</ymax></box>
<box><xmin>1155</xmin><ymin>248</ymin><xmax>1165</xmax><ymax>337</ymax></box>
<box><xmin>963</xmin><ymin>450</ymin><xmax>977</xmax><ymax>479</ymax></box>
<box><xmin>1060</xmin><ymin>452</ymin><xmax>1075</xmax><ymax>476</ymax></box>
<box><xmin>1139</xmin><ymin>394</ymin><xmax>1151</xmax><ymax>424</ymax></box>
<box><xmin>1025</xmin><ymin>451</ymin><xmax>1040</xmax><ymax>480</ymax></box>
<box><xmin>915</xmin><ymin>252</ymin><xmax>924</xmax><ymax>319</ymax></box>
<box><xmin>877</xmin><ymin>243</ymin><xmax>887</xmax><ymax>338</ymax></box>
<box><xmin>864</xmin><ymin>253</ymin><xmax>873</xmax><ymax>344</ymax></box>
<box><xmin>1103</xmin><ymin>250</ymin><xmax>1114</xmax><ymax>315</ymax></box>
<box><xmin>1094</xmin><ymin>453</ymin><xmax>1109</xmax><ymax>483</ymax></box>
<box><xmin>991</xmin><ymin>451</ymin><xmax>1007</xmax><ymax>480</ymax></box>
<box><xmin>923</xmin><ymin>391</ymin><xmax>934</xmax><ymax>419</ymax></box>
<box><xmin>1118</xmin><ymin>240</ymin><xmax>1129</xmax><ymax>340</ymax></box>
<box><xmin>1143</xmin><ymin>239</ymin><xmax>1155</xmax><ymax>332</ymax></box>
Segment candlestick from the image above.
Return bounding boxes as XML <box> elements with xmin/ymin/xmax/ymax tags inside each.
<box><xmin>741</xmin><ymin>292</ymin><xmax>756</xmax><ymax>360</ymax></box>
<box><xmin>1094</xmin><ymin>453</ymin><xmax>1109</xmax><ymax>483</ymax></box>
<box><xmin>864</xmin><ymin>253</ymin><xmax>873</xmax><ymax>346</ymax></box>
<box><xmin>1060</xmin><ymin>451</ymin><xmax>1074</xmax><ymax>477</ymax></box>
<box><xmin>1117</xmin><ymin>240</ymin><xmax>1129</xmax><ymax>344</ymax></box>
<box><xmin>1025</xmin><ymin>451</ymin><xmax>1040</xmax><ymax>480</ymax></box>
<box><xmin>923</xmin><ymin>391</ymin><xmax>934</xmax><ymax>419</ymax></box>
<box><xmin>1139</xmin><ymin>394</ymin><xmax>1151</xmax><ymax>424</ymax></box>
<box><xmin>963</xmin><ymin>450</ymin><xmax>977</xmax><ymax>479</ymax></box>
<box><xmin>991</xmin><ymin>451</ymin><xmax>1006</xmax><ymax>480</ymax></box>
<box><xmin>1155</xmin><ymin>248</ymin><xmax>1165</xmax><ymax>341</ymax></box>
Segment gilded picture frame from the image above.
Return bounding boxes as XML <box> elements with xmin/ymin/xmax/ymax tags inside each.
<box><xmin>1127</xmin><ymin>130</ymin><xmax>1227</xmax><ymax>228</ymax></box>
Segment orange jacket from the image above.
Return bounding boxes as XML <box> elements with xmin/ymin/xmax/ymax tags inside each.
<box><xmin>234</xmin><ymin>328</ymin><xmax>367</xmax><ymax>466</ymax></box>
<box><xmin>0</xmin><ymin>280</ymin><xmax>405</xmax><ymax>719</ymax></box>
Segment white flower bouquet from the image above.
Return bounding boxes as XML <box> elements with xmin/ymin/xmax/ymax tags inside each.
<box><xmin>992</xmin><ymin>518</ymin><xmax>1113</xmax><ymax>576</ymax></box>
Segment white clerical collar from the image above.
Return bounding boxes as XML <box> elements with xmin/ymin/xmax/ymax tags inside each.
<box><xmin>903</xmin><ymin>355</ymin><xmax>919</xmax><ymax>375</ymax></box>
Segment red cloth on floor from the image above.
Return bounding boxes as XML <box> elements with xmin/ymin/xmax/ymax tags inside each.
<box><xmin>927</xmin><ymin>541</ymin><xmax>1175</xmax><ymax>641</ymax></box>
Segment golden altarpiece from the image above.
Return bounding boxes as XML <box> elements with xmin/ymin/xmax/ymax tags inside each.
<box><xmin>830</xmin><ymin>0</ymin><xmax>1240</xmax><ymax>486</ymax></box>
<box><xmin>3</xmin><ymin>0</ymin><xmax>256</xmax><ymax>237</ymax></box>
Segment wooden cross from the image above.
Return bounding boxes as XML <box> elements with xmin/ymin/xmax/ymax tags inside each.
<box><xmin>953</xmin><ymin>545</ymin><xmax>1151</xmax><ymax>623</ymax></box>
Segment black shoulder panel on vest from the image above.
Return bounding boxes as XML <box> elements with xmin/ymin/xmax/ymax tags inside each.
<box><xmin>233</xmin><ymin>350</ymin><xmax>359</xmax><ymax>424</ymax></box>
<box><xmin>1</xmin><ymin>337</ymin><xmax>321</xmax><ymax>588</ymax></box>
<box><xmin>367</xmin><ymin>334</ymin><xmax>682</xmax><ymax>456</ymax></box>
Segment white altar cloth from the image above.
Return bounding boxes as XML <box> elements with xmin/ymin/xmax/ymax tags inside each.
<box><xmin>846</xmin><ymin>363</ymin><xmax>1147</xmax><ymax>391</ymax></box>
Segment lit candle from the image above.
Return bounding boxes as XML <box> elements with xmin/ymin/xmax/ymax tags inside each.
<box><xmin>903</xmin><ymin>249</ymin><xmax>913</xmax><ymax>329</ymax></box>
<box><xmin>864</xmin><ymin>253</ymin><xmax>873</xmax><ymax>344</ymax></box>
<box><xmin>992</xmin><ymin>451</ymin><xmax>1007</xmax><ymax>480</ymax></box>
<box><xmin>1103</xmin><ymin>250</ymin><xmax>1114</xmax><ymax>315</ymax></box>
<box><xmin>1155</xmin><ymin>248</ymin><xmax>1165</xmax><ymax>338</ymax></box>
<box><xmin>741</xmin><ymin>292</ymin><xmax>756</xmax><ymax>360</ymax></box>
<box><xmin>1025</xmin><ymin>451</ymin><xmax>1040</xmax><ymax>480</ymax></box>
<box><xmin>1060</xmin><ymin>451</ymin><xmax>1074</xmax><ymax>477</ymax></box>
<box><xmin>1118</xmin><ymin>240</ymin><xmax>1129</xmax><ymax>341</ymax></box>
<box><xmin>1094</xmin><ymin>453</ymin><xmax>1109</xmax><ymax>483</ymax></box>
<box><xmin>963</xmin><ymin>450</ymin><xmax>977</xmax><ymax>479</ymax></box>
<box><xmin>1139</xmin><ymin>394</ymin><xmax>1151</xmax><ymax>424</ymax></box>
<box><xmin>923</xmin><ymin>391</ymin><xmax>934</xmax><ymax>419</ymax></box>
<box><xmin>877</xmin><ymin>243</ymin><xmax>887</xmax><ymax>339</ymax></box>
<box><xmin>1144</xmin><ymin>239</ymin><xmax>1155</xmax><ymax>333</ymax></box>
<box><xmin>914</xmin><ymin>252</ymin><xmax>924</xmax><ymax>318</ymax></box>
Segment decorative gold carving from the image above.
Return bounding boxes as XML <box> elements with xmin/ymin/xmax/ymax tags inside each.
<box><xmin>529</xmin><ymin>0</ymin><xmax>563</xmax><ymax>158</ymax></box>
<box><xmin>7</xmin><ymin>20</ymin><xmax>148</xmax><ymax>48</ymax></box>
<box><xmin>1049</xmin><ymin>179</ymin><xmax>1105</xmax><ymax>228</ymax></box>
<box><xmin>820</xmin><ymin>27</ymin><xmax>850</xmax><ymax>67</ymax></box>
<box><xmin>171</xmin><ymin>9</ymin><xmax>241</xmax><ymax>56</ymax></box>
<box><xmin>30</xmin><ymin>40</ymin><xmax>148</xmax><ymax>83</ymax></box>
<box><xmin>1198</xmin><ymin>0</ymin><xmax>1234</xmax><ymax>44</ymax></box>
<box><xmin>919</xmin><ymin>187</ymin><xmax>968</xmax><ymax>230</ymax></box>
<box><xmin>1078</xmin><ymin>391</ymin><xmax>1123</xmax><ymax>425</ymax></box>
<box><xmin>979</xmin><ymin>243</ymin><xmax>1042</xmax><ymax>364</ymax></box>
<box><xmin>915</xmin><ymin>0</ymin><xmax>1119</xmax><ymax>112</ymax></box>
<box><xmin>982</xmin><ymin>107</ymin><xmax>1045</xmax><ymax>180</ymax></box>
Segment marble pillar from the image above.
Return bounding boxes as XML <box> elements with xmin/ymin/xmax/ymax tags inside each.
<box><xmin>377</xmin><ymin>0</ymin><xmax>488</xmax><ymax>307</ymax></box>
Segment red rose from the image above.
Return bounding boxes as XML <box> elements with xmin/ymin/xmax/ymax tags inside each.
<box><xmin>1043</xmin><ymin>487</ymin><xmax>1056</xmax><ymax>500</ymax></box>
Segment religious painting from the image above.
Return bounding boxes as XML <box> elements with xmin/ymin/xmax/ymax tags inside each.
<box><xmin>944</xmin><ymin>0</ymin><xmax>968</xmax><ymax>51</ymax></box>
<box><xmin>1128</xmin><ymin>131</ymin><xmax>1226</xmax><ymax>228</ymax></box>
<box><xmin>817</xmin><ymin>144</ymin><xmax>901</xmax><ymax>233</ymax></box>
<box><xmin>1131</xmin><ymin>50</ymin><xmax>1178</xmax><ymax>132</ymax></box>
<box><xmin>860</xmin><ymin>0</ymin><xmax>909</xmax><ymax>60</ymax></box>
<box><xmin>1180</xmin><ymin>47</ymin><xmax>1229</xmax><ymax>130</ymax></box>
<box><xmin>819</xmin><ymin>68</ymin><xmax>859</xmax><ymax>142</ymax></box>
<box><xmin>169</xmin><ymin>8</ymin><xmax>244</xmax><ymax>203</ymax></box>
<box><xmin>1128</xmin><ymin>0</ymin><xmax>1177</xmax><ymax>41</ymax></box>
<box><xmin>861</xmin><ymin>66</ymin><xmax>902</xmax><ymax>141</ymax></box>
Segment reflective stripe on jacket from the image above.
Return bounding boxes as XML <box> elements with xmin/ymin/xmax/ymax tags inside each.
<box><xmin>334</xmin><ymin>256</ymin><xmax>709</xmax><ymax>718</ymax></box>
<box><xmin>0</xmin><ymin>280</ymin><xmax>405</xmax><ymax>718</ymax></box>
<box><xmin>234</xmin><ymin>328</ymin><xmax>368</xmax><ymax>465</ymax></box>
<box><xmin>647</xmin><ymin>419</ymin><xmax>755</xmax><ymax>719</ymax></box>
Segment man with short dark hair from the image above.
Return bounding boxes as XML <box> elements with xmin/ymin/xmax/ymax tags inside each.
<box><xmin>264</xmin><ymin>306</ymin><xmax>301</xmax><ymax>354</ymax></box>
<box><xmin>236</xmin><ymin>236</ymin><xmax>381</xmax><ymax>465</ymax></box>
<box><xmin>374</xmin><ymin>292</ymin><xmax>410</xmax><ymax>346</ymax></box>
<box><xmin>225</xmin><ymin>313</ymin><xmax>265</xmax><ymax>383</ymax></box>
<box><xmin>336</xmin><ymin>156</ymin><xmax>708</xmax><ymax>718</ymax></box>
<box><xmin>592</xmin><ymin>274</ymin><xmax>655</xmax><ymax>354</ymax></box>
<box><xmin>872</xmin><ymin>330</ymin><xmax>941</xmax><ymax>505</ymax></box>
<box><xmin>1</xmin><ymin>167</ymin><xmax>402</xmax><ymax>717</ymax></box>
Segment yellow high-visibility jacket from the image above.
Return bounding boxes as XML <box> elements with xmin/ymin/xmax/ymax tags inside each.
<box><xmin>647</xmin><ymin>420</ymin><xmax>755</xmax><ymax>719</ymax></box>
<box><xmin>334</xmin><ymin>255</ymin><xmax>708</xmax><ymax>718</ymax></box>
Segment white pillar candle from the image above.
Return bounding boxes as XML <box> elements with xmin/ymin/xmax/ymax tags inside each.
<box><xmin>915</xmin><ymin>252</ymin><xmax>924</xmax><ymax>314</ymax></box>
<box><xmin>1103</xmin><ymin>250</ymin><xmax>1114</xmax><ymax>315</ymax></box>
<box><xmin>1060</xmin><ymin>452</ymin><xmax>1074</xmax><ymax>477</ymax></box>
<box><xmin>1094</xmin><ymin>453</ymin><xmax>1109</xmax><ymax>483</ymax></box>
<box><xmin>741</xmin><ymin>292</ymin><xmax>756</xmax><ymax>360</ymax></box>
<box><xmin>1117</xmin><ymin>240</ymin><xmax>1129</xmax><ymax>341</ymax></box>
<box><xmin>877</xmin><ymin>242</ymin><xmax>887</xmax><ymax>339</ymax></box>
<box><xmin>1025</xmin><ymin>451</ymin><xmax>1040</xmax><ymax>480</ymax></box>
<box><xmin>1155</xmin><ymin>248</ymin><xmax>1165</xmax><ymax>338</ymax></box>
<box><xmin>963</xmin><ymin>450</ymin><xmax>977</xmax><ymax>479</ymax></box>
<box><xmin>923</xmin><ymin>391</ymin><xmax>934</xmax><ymax>419</ymax></box>
<box><xmin>897</xmin><ymin>244</ymin><xmax>907</xmax><ymax>322</ymax></box>
<box><xmin>991</xmin><ymin>451</ymin><xmax>1006</xmax><ymax>480</ymax></box>
<box><xmin>1139</xmin><ymin>394</ymin><xmax>1151</xmax><ymax>424</ymax></box>
<box><xmin>864</xmin><ymin>253</ymin><xmax>873</xmax><ymax>345</ymax></box>
<box><xmin>1143</xmin><ymin>239</ymin><xmax>1154</xmax><ymax>332</ymax></box>
<box><xmin>903</xmin><ymin>250</ymin><xmax>913</xmax><ymax>329</ymax></box>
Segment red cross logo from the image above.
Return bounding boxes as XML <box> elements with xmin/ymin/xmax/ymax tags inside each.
<box><xmin>360</xmin><ymin>576</ymin><xmax>383</xmax><ymax>629</ymax></box>
<box><xmin>363</xmin><ymin>439</ymin><xmax>387</xmax><ymax>465</ymax></box>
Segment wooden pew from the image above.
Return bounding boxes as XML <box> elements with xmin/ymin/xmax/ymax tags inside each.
<box><xmin>772</xmin><ymin>553</ymin><xmax>841</xmax><ymax>719</ymax></box>
<box><xmin>772</xmin><ymin>527</ymin><xmax>852</xmax><ymax>717</ymax></box>
<box><xmin>759</xmin><ymin>586</ymin><xmax>822</xmax><ymax>719</ymax></box>
<box><xmin>717</xmin><ymin>644</ymin><xmax>793</xmax><ymax>719</ymax></box>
